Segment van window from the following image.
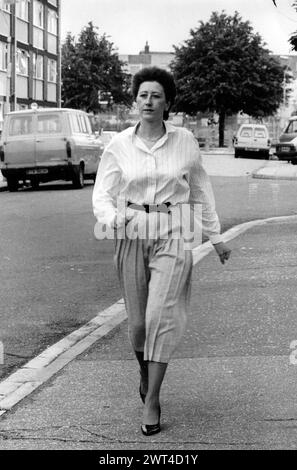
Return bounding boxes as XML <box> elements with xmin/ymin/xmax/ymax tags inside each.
<box><xmin>285</xmin><ymin>120</ymin><xmax>297</xmax><ymax>134</ymax></box>
<box><xmin>37</xmin><ymin>114</ymin><xmax>62</xmax><ymax>134</ymax></box>
<box><xmin>69</xmin><ymin>113</ymin><xmax>81</xmax><ymax>133</ymax></box>
<box><xmin>240</xmin><ymin>127</ymin><xmax>252</xmax><ymax>138</ymax></box>
<box><xmin>254</xmin><ymin>128</ymin><xmax>266</xmax><ymax>138</ymax></box>
<box><xmin>84</xmin><ymin>115</ymin><xmax>92</xmax><ymax>134</ymax></box>
<box><xmin>78</xmin><ymin>114</ymin><xmax>88</xmax><ymax>134</ymax></box>
<box><xmin>9</xmin><ymin>115</ymin><xmax>33</xmax><ymax>135</ymax></box>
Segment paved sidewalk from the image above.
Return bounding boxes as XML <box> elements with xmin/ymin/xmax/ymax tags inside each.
<box><xmin>0</xmin><ymin>218</ymin><xmax>297</xmax><ymax>450</ymax></box>
<box><xmin>202</xmin><ymin>149</ymin><xmax>297</xmax><ymax>181</ymax></box>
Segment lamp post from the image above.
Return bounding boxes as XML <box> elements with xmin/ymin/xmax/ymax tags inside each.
<box><xmin>5</xmin><ymin>36</ymin><xmax>11</xmax><ymax>114</ymax></box>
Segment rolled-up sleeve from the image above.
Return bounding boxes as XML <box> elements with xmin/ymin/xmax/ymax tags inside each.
<box><xmin>188</xmin><ymin>143</ymin><xmax>222</xmax><ymax>245</ymax></box>
<box><xmin>92</xmin><ymin>148</ymin><xmax>121</xmax><ymax>228</ymax></box>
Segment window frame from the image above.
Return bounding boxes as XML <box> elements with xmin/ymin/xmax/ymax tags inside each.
<box><xmin>47</xmin><ymin>8</ymin><xmax>58</xmax><ymax>35</ymax></box>
<box><xmin>16</xmin><ymin>48</ymin><xmax>29</xmax><ymax>76</ymax></box>
<box><xmin>47</xmin><ymin>58</ymin><xmax>57</xmax><ymax>83</ymax></box>
<box><xmin>33</xmin><ymin>0</ymin><xmax>44</xmax><ymax>29</ymax></box>
<box><xmin>33</xmin><ymin>53</ymin><xmax>44</xmax><ymax>80</ymax></box>
<box><xmin>16</xmin><ymin>0</ymin><xmax>29</xmax><ymax>21</ymax></box>
<box><xmin>0</xmin><ymin>42</ymin><xmax>8</xmax><ymax>72</ymax></box>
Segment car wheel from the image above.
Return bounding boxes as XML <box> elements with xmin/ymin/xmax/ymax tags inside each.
<box><xmin>6</xmin><ymin>177</ymin><xmax>19</xmax><ymax>192</ymax></box>
<box><xmin>291</xmin><ymin>160</ymin><xmax>297</xmax><ymax>165</ymax></box>
<box><xmin>30</xmin><ymin>178</ymin><xmax>40</xmax><ymax>190</ymax></box>
<box><xmin>72</xmin><ymin>165</ymin><xmax>84</xmax><ymax>189</ymax></box>
<box><xmin>263</xmin><ymin>150</ymin><xmax>270</xmax><ymax>160</ymax></box>
<box><xmin>234</xmin><ymin>149</ymin><xmax>240</xmax><ymax>158</ymax></box>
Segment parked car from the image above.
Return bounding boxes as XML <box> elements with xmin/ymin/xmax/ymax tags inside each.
<box><xmin>233</xmin><ymin>124</ymin><xmax>271</xmax><ymax>159</ymax></box>
<box><xmin>0</xmin><ymin>107</ymin><xmax>104</xmax><ymax>191</ymax></box>
<box><xmin>275</xmin><ymin>115</ymin><xmax>297</xmax><ymax>164</ymax></box>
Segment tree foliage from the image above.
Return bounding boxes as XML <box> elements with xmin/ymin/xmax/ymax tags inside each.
<box><xmin>171</xmin><ymin>11</ymin><xmax>285</xmax><ymax>146</ymax></box>
<box><xmin>61</xmin><ymin>22</ymin><xmax>132</xmax><ymax>112</ymax></box>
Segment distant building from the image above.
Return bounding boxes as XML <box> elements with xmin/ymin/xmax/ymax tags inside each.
<box><xmin>271</xmin><ymin>54</ymin><xmax>297</xmax><ymax>79</ymax></box>
<box><xmin>0</xmin><ymin>0</ymin><xmax>61</xmax><ymax>133</ymax></box>
<box><xmin>271</xmin><ymin>54</ymin><xmax>297</xmax><ymax>123</ymax></box>
<box><xmin>120</xmin><ymin>41</ymin><xmax>174</xmax><ymax>76</ymax></box>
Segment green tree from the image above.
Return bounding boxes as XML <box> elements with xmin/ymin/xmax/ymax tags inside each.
<box><xmin>171</xmin><ymin>11</ymin><xmax>285</xmax><ymax>146</ymax></box>
<box><xmin>61</xmin><ymin>22</ymin><xmax>132</xmax><ymax>112</ymax></box>
<box><xmin>61</xmin><ymin>33</ymin><xmax>81</xmax><ymax>109</ymax></box>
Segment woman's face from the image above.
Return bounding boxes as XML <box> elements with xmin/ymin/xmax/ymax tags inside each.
<box><xmin>136</xmin><ymin>81</ymin><xmax>170</xmax><ymax>123</ymax></box>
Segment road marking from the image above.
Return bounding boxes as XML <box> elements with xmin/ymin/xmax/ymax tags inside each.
<box><xmin>1</xmin><ymin>214</ymin><xmax>297</xmax><ymax>416</ymax></box>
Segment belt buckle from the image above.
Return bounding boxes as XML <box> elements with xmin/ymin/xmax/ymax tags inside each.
<box><xmin>155</xmin><ymin>203</ymin><xmax>171</xmax><ymax>214</ymax></box>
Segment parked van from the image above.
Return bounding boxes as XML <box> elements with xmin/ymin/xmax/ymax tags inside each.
<box><xmin>0</xmin><ymin>108</ymin><xmax>104</xmax><ymax>191</ymax></box>
<box><xmin>275</xmin><ymin>115</ymin><xmax>297</xmax><ymax>164</ymax></box>
<box><xmin>233</xmin><ymin>124</ymin><xmax>271</xmax><ymax>159</ymax></box>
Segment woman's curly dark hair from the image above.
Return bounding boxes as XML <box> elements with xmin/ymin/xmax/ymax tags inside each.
<box><xmin>132</xmin><ymin>67</ymin><xmax>176</xmax><ymax>120</ymax></box>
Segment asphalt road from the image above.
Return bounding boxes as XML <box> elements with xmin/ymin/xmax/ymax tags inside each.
<box><xmin>0</xmin><ymin>181</ymin><xmax>119</xmax><ymax>378</ymax></box>
<box><xmin>0</xmin><ymin>161</ymin><xmax>297</xmax><ymax>380</ymax></box>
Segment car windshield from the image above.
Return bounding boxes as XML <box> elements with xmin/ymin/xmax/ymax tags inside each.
<box><xmin>284</xmin><ymin>120</ymin><xmax>297</xmax><ymax>134</ymax></box>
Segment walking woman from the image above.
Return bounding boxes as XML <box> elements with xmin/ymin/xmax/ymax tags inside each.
<box><xmin>92</xmin><ymin>67</ymin><xmax>231</xmax><ymax>436</ymax></box>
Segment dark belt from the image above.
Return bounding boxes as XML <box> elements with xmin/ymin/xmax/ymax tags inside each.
<box><xmin>127</xmin><ymin>201</ymin><xmax>172</xmax><ymax>213</ymax></box>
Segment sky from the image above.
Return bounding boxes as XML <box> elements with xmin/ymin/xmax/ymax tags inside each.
<box><xmin>60</xmin><ymin>0</ymin><xmax>297</xmax><ymax>56</ymax></box>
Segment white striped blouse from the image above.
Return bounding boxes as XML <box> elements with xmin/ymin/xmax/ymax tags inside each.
<box><xmin>92</xmin><ymin>121</ymin><xmax>222</xmax><ymax>245</ymax></box>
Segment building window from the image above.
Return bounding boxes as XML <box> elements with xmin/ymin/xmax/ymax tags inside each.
<box><xmin>16</xmin><ymin>49</ymin><xmax>29</xmax><ymax>76</ymax></box>
<box><xmin>33</xmin><ymin>0</ymin><xmax>44</xmax><ymax>28</ymax></box>
<box><xmin>33</xmin><ymin>53</ymin><xmax>43</xmax><ymax>79</ymax></box>
<box><xmin>48</xmin><ymin>8</ymin><xmax>57</xmax><ymax>35</ymax></box>
<box><xmin>16</xmin><ymin>0</ymin><xmax>29</xmax><ymax>21</ymax></box>
<box><xmin>1</xmin><ymin>2</ymin><xmax>11</xmax><ymax>12</ymax></box>
<box><xmin>0</xmin><ymin>42</ymin><xmax>7</xmax><ymax>71</ymax></box>
<box><xmin>48</xmin><ymin>58</ymin><xmax>56</xmax><ymax>83</ymax></box>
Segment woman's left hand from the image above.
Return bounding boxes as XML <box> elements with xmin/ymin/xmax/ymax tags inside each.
<box><xmin>213</xmin><ymin>241</ymin><xmax>231</xmax><ymax>264</ymax></box>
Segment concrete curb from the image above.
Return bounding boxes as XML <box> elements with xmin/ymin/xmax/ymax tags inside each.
<box><xmin>1</xmin><ymin>214</ymin><xmax>297</xmax><ymax>418</ymax></box>
<box><xmin>252</xmin><ymin>165</ymin><xmax>297</xmax><ymax>180</ymax></box>
<box><xmin>0</xmin><ymin>300</ymin><xmax>127</xmax><ymax>414</ymax></box>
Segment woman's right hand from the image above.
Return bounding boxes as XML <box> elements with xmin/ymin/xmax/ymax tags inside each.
<box><xmin>112</xmin><ymin>209</ymin><xmax>135</xmax><ymax>229</ymax></box>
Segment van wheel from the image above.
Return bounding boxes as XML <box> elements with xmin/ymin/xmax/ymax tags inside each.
<box><xmin>72</xmin><ymin>165</ymin><xmax>84</xmax><ymax>189</ymax></box>
<box><xmin>6</xmin><ymin>177</ymin><xmax>19</xmax><ymax>192</ymax></box>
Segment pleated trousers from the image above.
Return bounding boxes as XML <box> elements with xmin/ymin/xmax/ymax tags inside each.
<box><xmin>114</xmin><ymin>211</ymin><xmax>193</xmax><ymax>363</ymax></box>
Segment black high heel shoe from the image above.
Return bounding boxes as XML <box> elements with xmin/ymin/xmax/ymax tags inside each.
<box><xmin>141</xmin><ymin>406</ymin><xmax>161</xmax><ymax>436</ymax></box>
